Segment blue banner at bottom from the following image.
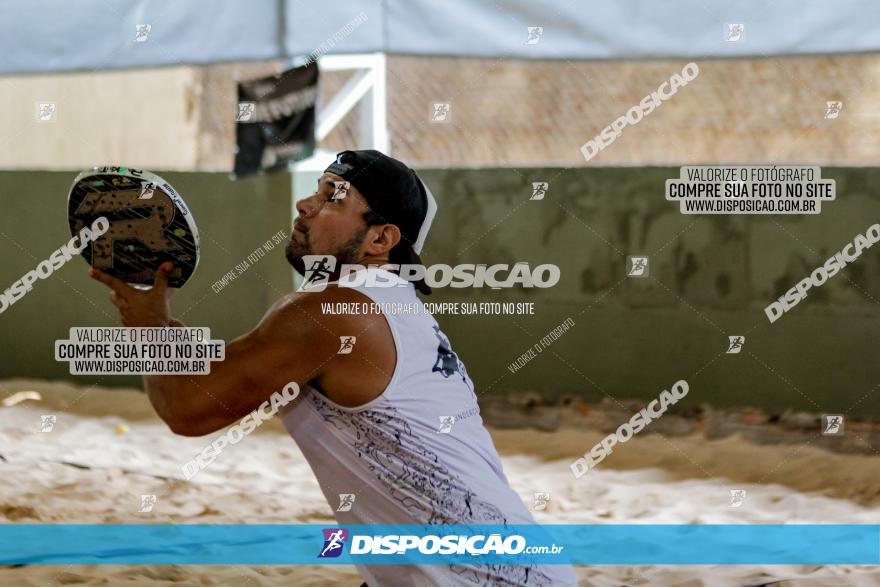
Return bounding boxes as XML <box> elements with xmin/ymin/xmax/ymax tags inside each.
<box><xmin>0</xmin><ymin>524</ymin><xmax>877</xmax><ymax>565</ymax></box>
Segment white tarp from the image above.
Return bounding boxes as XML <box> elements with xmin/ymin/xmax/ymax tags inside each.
<box><xmin>2</xmin><ymin>0</ymin><xmax>879</xmax><ymax>74</ymax></box>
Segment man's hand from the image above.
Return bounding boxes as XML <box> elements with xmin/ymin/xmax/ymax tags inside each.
<box><xmin>89</xmin><ymin>261</ymin><xmax>175</xmax><ymax>327</ymax></box>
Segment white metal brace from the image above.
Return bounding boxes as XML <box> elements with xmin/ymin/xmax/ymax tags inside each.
<box><xmin>289</xmin><ymin>53</ymin><xmax>388</xmax><ymax>287</ymax></box>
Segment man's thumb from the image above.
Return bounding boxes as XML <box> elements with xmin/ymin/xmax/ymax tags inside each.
<box><xmin>153</xmin><ymin>262</ymin><xmax>174</xmax><ymax>292</ymax></box>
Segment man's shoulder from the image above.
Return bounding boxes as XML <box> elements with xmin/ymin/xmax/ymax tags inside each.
<box><xmin>275</xmin><ymin>285</ymin><xmax>378</xmax><ymax>313</ymax></box>
<box><xmin>266</xmin><ymin>286</ymin><xmax>397</xmax><ymax>406</ymax></box>
<box><xmin>264</xmin><ymin>286</ymin><xmax>388</xmax><ymax>336</ymax></box>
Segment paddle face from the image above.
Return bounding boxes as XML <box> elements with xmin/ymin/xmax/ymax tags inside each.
<box><xmin>67</xmin><ymin>167</ymin><xmax>200</xmax><ymax>288</ymax></box>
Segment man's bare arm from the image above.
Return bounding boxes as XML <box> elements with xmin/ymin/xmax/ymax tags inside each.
<box><xmin>91</xmin><ymin>264</ymin><xmax>394</xmax><ymax>435</ymax></box>
<box><xmin>90</xmin><ymin>264</ymin><xmax>345</xmax><ymax>436</ymax></box>
<box><xmin>143</xmin><ymin>293</ymin><xmax>340</xmax><ymax>436</ymax></box>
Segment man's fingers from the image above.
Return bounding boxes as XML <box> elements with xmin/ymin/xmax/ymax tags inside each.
<box><xmin>152</xmin><ymin>262</ymin><xmax>174</xmax><ymax>293</ymax></box>
<box><xmin>89</xmin><ymin>268</ymin><xmax>132</xmax><ymax>297</ymax></box>
<box><xmin>109</xmin><ymin>291</ymin><xmax>129</xmax><ymax>311</ymax></box>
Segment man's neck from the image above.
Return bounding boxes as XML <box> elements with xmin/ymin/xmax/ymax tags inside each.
<box><xmin>357</xmin><ymin>255</ymin><xmax>391</xmax><ymax>267</ymax></box>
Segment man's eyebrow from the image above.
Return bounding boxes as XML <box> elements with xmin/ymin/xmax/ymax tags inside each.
<box><xmin>317</xmin><ymin>176</ymin><xmax>337</xmax><ymax>188</ymax></box>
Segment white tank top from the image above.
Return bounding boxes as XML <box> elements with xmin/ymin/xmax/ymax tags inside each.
<box><xmin>281</xmin><ymin>268</ymin><xmax>576</xmax><ymax>586</ymax></box>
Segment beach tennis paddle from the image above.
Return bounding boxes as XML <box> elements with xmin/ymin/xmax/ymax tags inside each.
<box><xmin>67</xmin><ymin>166</ymin><xmax>200</xmax><ymax>288</ymax></box>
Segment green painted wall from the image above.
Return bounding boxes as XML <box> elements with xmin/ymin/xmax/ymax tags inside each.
<box><xmin>416</xmin><ymin>167</ymin><xmax>880</xmax><ymax>417</ymax></box>
<box><xmin>2</xmin><ymin>167</ymin><xmax>878</xmax><ymax>416</ymax></box>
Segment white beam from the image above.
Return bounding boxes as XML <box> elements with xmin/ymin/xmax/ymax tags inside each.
<box><xmin>316</xmin><ymin>68</ymin><xmax>375</xmax><ymax>141</ymax></box>
<box><xmin>290</xmin><ymin>53</ymin><xmax>389</xmax><ymax>288</ymax></box>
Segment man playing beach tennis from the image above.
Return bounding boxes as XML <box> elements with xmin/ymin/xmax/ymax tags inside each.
<box><xmin>90</xmin><ymin>150</ymin><xmax>577</xmax><ymax>586</ymax></box>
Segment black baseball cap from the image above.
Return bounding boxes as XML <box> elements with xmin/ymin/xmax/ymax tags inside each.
<box><xmin>325</xmin><ymin>150</ymin><xmax>437</xmax><ymax>294</ymax></box>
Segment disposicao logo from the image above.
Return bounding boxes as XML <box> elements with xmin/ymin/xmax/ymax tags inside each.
<box><xmin>318</xmin><ymin>528</ymin><xmax>348</xmax><ymax>558</ymax></box>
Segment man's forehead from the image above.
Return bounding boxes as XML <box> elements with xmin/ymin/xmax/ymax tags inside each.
<box><xmin>317</xmin><ymin>173</ymin><xmax>366</xmax><ymax>204</ymax></box>
<box><xmin>318</xmin><ymin>173</ymin><xmax>348</xmax><ymax>192</ymax></box>
<box><xmin>319</xmin><ymin>172</ymin><xmax>344</xmax><ymax>185</ymax></box>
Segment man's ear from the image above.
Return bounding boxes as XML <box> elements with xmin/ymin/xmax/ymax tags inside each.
<box><xmin>364</xmin><ymin>224</ymin><xmax>401</xmax><ymax>256</ymax></box>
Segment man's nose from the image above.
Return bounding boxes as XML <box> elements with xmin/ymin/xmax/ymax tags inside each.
<box><xmin>296</xmin><ymin>194</ymin><xmax>320</xmax><ymax>218</ymax></box>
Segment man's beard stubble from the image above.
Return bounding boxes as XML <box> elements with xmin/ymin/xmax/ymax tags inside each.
<box><xmin>285</xmin><ymin>225</ymin><xmax>369</xmax><ymax>277</ymax></box>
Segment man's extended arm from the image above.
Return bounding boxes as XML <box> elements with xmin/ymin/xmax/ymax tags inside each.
<box><xmin>90</xmin><ymin>263</ymin><xmax>342</xmax><ymax>436</ymax></box>
<box><xmin>143</xmin><ymin>294</ymin><xmax>339</xmax><ymax>436</ymax></box>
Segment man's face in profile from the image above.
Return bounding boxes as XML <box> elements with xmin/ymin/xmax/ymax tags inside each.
<box><xmin>286</xmin><ymin>173</ymin><xmax>372</xmax><ymax>275</ymax></box>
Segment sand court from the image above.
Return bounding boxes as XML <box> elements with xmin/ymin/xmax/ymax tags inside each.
<box><xmin>1</xmin><ymin>379</ymin><xmax>878</xmax><ymax>586</ymax></box>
